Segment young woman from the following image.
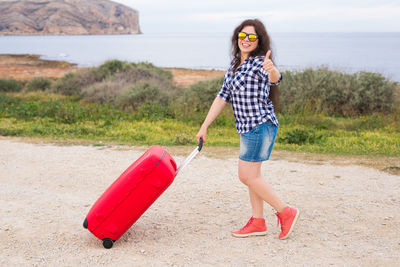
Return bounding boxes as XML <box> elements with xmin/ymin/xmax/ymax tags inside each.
<box><xmin>196</xmin><ymin>19</ymin><xmax>299</xmax><ymax>239</ymax></box>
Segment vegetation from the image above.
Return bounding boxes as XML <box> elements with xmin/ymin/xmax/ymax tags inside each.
<box><xmin>25</xmin><ymin>77</ymin><xmax>52</xmax><ymax>92</ymax></box>
<box><xmin>0</xmin><ymin>78</ymin><xmax>24</xmax><ymax>92</ymax></box>
<box><xmin>279</xmin><ymin>68</ymin><xmax>398</xmax><ymax>115</ymax></box>
<box><xmin>1</xmin><ymin>60</ymin><xmax>399</xmax><ymax>156</ymax></box>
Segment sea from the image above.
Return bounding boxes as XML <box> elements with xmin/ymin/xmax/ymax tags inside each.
<box><xmin>0</xmin><ymin>32</ymin><xmax>399</xmax><ymax>82</ymax></box>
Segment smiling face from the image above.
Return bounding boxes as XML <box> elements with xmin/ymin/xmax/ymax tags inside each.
<box><xmin>238</xmin><ymin>25</ymin><xmax>259</xmax><ymax>60</ymax></box>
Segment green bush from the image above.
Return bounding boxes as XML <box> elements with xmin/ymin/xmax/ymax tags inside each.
<box><xmin>98</xmin><ymin>60</ymin><xmax>133</xmax><ymax>77</ymax></box>
<box><xmin>352</xmin><ymin>71</ymin><xmax>397</xmax><ymax>114</ymax></box>
<box><xmin>45</xmin><ymin>63</ymin><xmax>400</xmax><ymax>124</ymax></box>
<box><xmin>52</xmin><ymin>70</ymin><xmax>102</xmax><ymax>96</ymax></box>
<box><xmin>184</xmin><ymin>77</ymin><xmax>224</xmax><ymax>112</ymax></box>
<box><xmin>0</xmin><ymin>79</ymin><xmax>23</xmax><ymax>92</ymax></box>
<box><xmin>279</xmin><ymin>128</ymin><xmax>323</xmax><ymax>145</ymax></box>
<box><xmin>82</xmin><ymin>64</ymin><xmax>178</xmax><ymax>107</ymax></box>
<box><xmin>83</xmin><ymin>80</ymin><xmax>126</xmax><ymax>104</ymax></box>
<box><xmin>133</xmin><ymin>62</ymin><xmax>173</xmax><ymax>81</ymax></box>
<box><xmin>172</xmin><ymin>77</ymin><xmax>226</xmax><ymax>123</ymax></box>
<box><xmin>0</xmin><ymin>93</ymin><xmax>17</xmax><ymax>106</ymax></box>
<box><xmin>25</xmin><ymin>77</ymin><xmax>52</xmax><ymax>92</ymax></box>
<box><xmin>279</xmin><ymin>68</ymin><xmax>398</xmax><ymax>115</ymax></box>
<box><xmin>116</xmin><ymin>82</ymin><xmax>167</xmax><ymax>111</ymax></box>
<box><xmin>0</xmin><ymin>93</ymin><xmax>17</xmax><ymax>116</ymax></box>
<box><xmin>51</xmin><ymin>60</ymin><xmax>179</xmax><ymax>117</ymax></box>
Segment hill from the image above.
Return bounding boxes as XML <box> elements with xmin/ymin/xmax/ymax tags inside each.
<box><xmin>0</xmin><ymin>0</ymin><xmax>141</xmax><ymax>35</ymax></box>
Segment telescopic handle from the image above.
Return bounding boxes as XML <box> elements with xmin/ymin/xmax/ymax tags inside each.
<box><xmin>175</xmin><ymin>137</ymin><xmax>204</xmax><ymax>176</ymax></box>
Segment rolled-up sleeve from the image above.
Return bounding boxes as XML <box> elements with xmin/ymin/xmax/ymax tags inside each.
<box><xmin>217</xmin><ymin>72</ymin><xmax>232</xmax><ymax>103</ymax></box>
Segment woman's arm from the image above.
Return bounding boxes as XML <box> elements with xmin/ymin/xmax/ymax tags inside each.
<box><xmin>262</xmin><ymin>50</ymin><xmax>281</xmax><ymax>83</ymax></box>
<box><xmin>196</xmin><ymin>96</ymin><xmax>227</xmax><ymax>144</ymax></box>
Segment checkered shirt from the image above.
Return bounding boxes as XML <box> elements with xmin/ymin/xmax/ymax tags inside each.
<box><xmin>217</xmin><ymin>56</ymin><xmax>281</xmax><ymax>133</ymax></box>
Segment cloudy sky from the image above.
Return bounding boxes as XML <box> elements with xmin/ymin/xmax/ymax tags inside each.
<box><xmin>113</xmin><ymin>0</ymin><xmax>400</xmax><ymax>33</ymax></box>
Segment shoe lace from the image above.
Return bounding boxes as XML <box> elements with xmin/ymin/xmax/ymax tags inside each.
<box><xmin>276</xmin><ymin>214</ymin><xmax>285</xmax><ymax>231</ymax></box>
<box><xmin>241</xmin><ymin>217</ymin><xmax>255</xmax><ymax>230</ymax></box>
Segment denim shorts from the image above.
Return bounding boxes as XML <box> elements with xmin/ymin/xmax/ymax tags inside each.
<box><xmin>239</xmin><ymin>122</ymin><xmax>278</xmax><ymax>162</ymax></box>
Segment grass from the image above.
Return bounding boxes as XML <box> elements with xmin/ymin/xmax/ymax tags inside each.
<box><xmin>1</xmin><ymin>61</ymin><xmax>400</xmax><ymax>157</ymax></box>
<box><xmin>1</xmin><ymin>92</ymin><xmax>399</xmax><ymax>156</ymax></box>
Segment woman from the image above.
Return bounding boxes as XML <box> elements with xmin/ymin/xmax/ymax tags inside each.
<box><xmin>196</xmin><ymin>19</ymin><xmax>299</xmax><ymax>239</ymax></box>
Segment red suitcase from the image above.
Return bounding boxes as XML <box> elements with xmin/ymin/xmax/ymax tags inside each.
<box><xmin>83</xmin><ymin>140</ymin><xmax>202</xmax><ymax>249</ymax></box>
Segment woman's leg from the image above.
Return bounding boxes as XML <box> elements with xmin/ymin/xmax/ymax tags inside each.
<box><xmin>238</xmin><ymin>160</ymin><xmax>286</xmax><ymax>213</ymax></box>
<box><xmin>234</xmin><ymin>159</ymin><xmax>299</xmax><ymax>239</ymax></box>
<box><xmin>249</xmin><ymin>188</ymin><xmax>264</xmax><ymax>218</ymax></box>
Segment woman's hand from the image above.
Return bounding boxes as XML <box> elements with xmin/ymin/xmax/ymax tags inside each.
<box><xmin>262</xmin><ymin>50</ymin><xmax>280</xmax><ymax>83</ymax></box>
<box><xmin>196</xmin><ymin>127</ymin><xmax>207</xmax><ymax>144</ymax></box>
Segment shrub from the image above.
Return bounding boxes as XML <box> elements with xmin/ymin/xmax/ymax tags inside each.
<box><xmin>116</xmin><ymin>82</ymin><xmax>167</xmax><ymax>111</ymax></box>
<box><xmin>0</xmin><ymin>93</ymin><xmax>17</xmax><ymax>106</ymax></box>
<box><xmin>52</xmin><ymin>72</ymin><xmax>84</xmax><ymax>96</ymax></box>
<box><xmin>279</xmin><ymin>128</ymin><xmax>323</xmax><ymax>145</ymax></box>
<box><xmin>0</xmin><ymin>93</ymin><xmax>17</xmax><ymax>116</ymax></box>
<box><xmin>98</xmin><ymin>60</ymin><xmax>132</xmax><ymax>76</ymax></box>
<box><xmin>184</xmin><ymin>77</ymin><xmax>224</xmax><ymax>112</ymax></box>
<box><xmin>173</xmin><ymin>133</ymin><xmax>193</xmax><ymax>145</ymax></box>
<box><xmin>279</xmin><ymin>68</ymin><xmax>398</xmax><ymax>115</ymax></box>
<box><xmin>132</xmin><ymin>62</ymin><xmax>173</xmax><ymax>81</ymax></box>
<box><xmin>25</xmin><ymin>77</ymin><xmax>52</xmax><ymax>92</ymax></box>
<box><xmin>351</xmin><ymin>72</ymin><xmax>397</xmax><ymax>114</ymax></box>
<box><xmin>170</xmin><ymin>76</ymin><xmax>235</xmax><ymax>123</ymax></box>
<box><xmin>0</xmin><ymin>79</ymin><xmax>23</xmax><ymax>92</ymax></box>
<box><xmin>52</xmin><ymin>60</ymin><xmax>179</xmax><ymax>115</ymax></box>
<box><xmin>94</xmin><ymin>60</ymin><xmax>172</xmax><ymax>83</ymax></box>
<box><xmin>82</xmin><ymin>80</ymin><xmax>127</xmax><ymax>104</ymax></box>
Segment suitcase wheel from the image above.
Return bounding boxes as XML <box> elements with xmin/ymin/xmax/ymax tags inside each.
<box><xmin>102</xmin><ymin>238</ymin><xmax>114</xmax><ymax>249</ymax></box>
<box><xmin>83</xmin><ymin>218</ymin><xmax>88</xmax><ymax>229</ymax></box>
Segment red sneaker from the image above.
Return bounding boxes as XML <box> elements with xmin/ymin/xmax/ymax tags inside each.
<box><xmin>276</xmin><ymin>207</ymin><xmax>299</xmax><ymax>239</ymax></box>
<box><xmin>232</xmin><ymin>217</ymin><xmax>267</xmax><ymax>238</ymax></box>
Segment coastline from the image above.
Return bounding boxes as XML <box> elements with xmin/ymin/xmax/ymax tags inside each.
<box><xmin>0</xmin><ymin>54</ymin><xmax>225</xmax><ymax>85</ymax></box>
<box><xmin>0</xmin><ymin>54</ymin><xmax>79</xmax><ymax>81</ymax></box>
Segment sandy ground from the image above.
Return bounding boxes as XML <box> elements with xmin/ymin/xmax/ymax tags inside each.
<box><xmin>0</xmin><ymin>54</ymin><xmax>79</xmax><ymax>81</ymax></box>
<box><xmin>166</xmin><ymin>68</ymin><xmax>225</xmax><ymax>86</ymax></box>
<box><xmin>0</xmin><ymin>54</ymin><xmax>224</xmax><ymax>86</ymax></box>
<box><xmin>1</xmin><ymin>138</ymin><xmax>399</xmax><ymax>266</ymax></box>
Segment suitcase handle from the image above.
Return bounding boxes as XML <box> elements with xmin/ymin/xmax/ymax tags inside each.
<box><xmin>198</xmin><ymin>137</ymin><xmax>203</xmax><ymax>152</ymax></box>
<box><xmin>175</xmin><ymin>138</ymin><xmax>203</xmax><ymax>176</ymax></box>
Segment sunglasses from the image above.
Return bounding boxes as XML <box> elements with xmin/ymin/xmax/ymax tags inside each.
<box><xmin>238</xmin><ymin>32</ymin><xmax>258</xmax><ymax>42</ymax></box>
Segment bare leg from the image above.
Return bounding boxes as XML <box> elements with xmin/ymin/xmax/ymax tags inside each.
<box><xmin>249</xmin><ymin>189</ymin><xmax>264</xmax><ymax>218</ymax></box>
<box><xmin>238</xmin><ymin>160</ymin><xmax>286</xmax><ymax>213</ymax></box>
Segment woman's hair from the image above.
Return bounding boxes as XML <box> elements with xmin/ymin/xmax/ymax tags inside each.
<box><xmin>231</xmin><ymin>19</ymin><xmax>280</xmax><ymax>112</ymax></box>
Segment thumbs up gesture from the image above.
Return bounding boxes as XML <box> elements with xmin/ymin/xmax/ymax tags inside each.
<box><xmin>262</xmin><ymin>50</ymin><xmax>280</xmax><ymax>83</ymax></box>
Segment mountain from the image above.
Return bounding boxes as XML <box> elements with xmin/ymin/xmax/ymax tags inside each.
<box><xmin>0</xmin><ymin>0</ymin><xmax>141</xmax><ymax>35</ymax></box>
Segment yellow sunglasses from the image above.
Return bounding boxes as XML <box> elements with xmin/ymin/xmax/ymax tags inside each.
<box><xmin>238</xmin><ymin>32</ymin><xmax>258</xmax><ymax>42</ymax></box>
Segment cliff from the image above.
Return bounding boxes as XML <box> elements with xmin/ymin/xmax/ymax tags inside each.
<box><xmin>0</xmin><ymin>0</ymin><xmax>141</xmax><ymax>35</ymax></box>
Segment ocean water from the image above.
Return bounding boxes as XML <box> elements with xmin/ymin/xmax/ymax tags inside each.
<box><xmin>0</xmin><ymin>32</ymin><xmax>399</xmax><ymax>81</ymax></box>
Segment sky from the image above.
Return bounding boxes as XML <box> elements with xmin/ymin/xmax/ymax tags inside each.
<box><xmin>113</xmin><ymin>0</ymin><xmax>400</xmax><ymax>33</ymax></box>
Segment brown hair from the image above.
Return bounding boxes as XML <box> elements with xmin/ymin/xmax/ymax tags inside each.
<box><xmin>231</xmin><ymin>19</ymin><xmax>280</xmax><ymax>112</ymax></box>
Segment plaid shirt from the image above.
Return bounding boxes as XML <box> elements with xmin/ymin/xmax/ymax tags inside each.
<box><xmin>217</xmin><ymin>56</ymin><xmax>281</xmax><ymax>133</ymax></box>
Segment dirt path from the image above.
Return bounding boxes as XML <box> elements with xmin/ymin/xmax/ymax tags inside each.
<box><xmin>0</xmin><ymin>139</ymin><xmax>399</xmax><ymax>266</ymax></box>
